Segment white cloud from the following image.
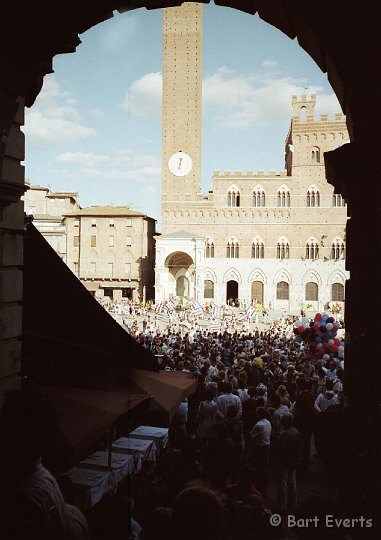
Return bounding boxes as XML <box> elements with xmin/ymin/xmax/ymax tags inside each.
<box><xmin>120</xmin><ymin>72</ymin><xmax>162</xmax><ymax>116</ymax></box>
<box><xmin>53</xmin><ymin>149</ymin><xmax>161</xmax><ymax>184</ymax></box>
<box><xmin>55</xmin><ymin>152</ymin><xmax>112</xmax><ymax>167</ymax></box>
<box><xmin>203</xmin><ymin>67</ymin><xmax>342</xmax><ymax>129</ymax></box>
<box><xmin>24</xmin><ymin>75</ymin><xmax>96</xmax><ymax>147</ymax></box>
<box><xmin>88</xmin><ymin>107</ymin><xmax>106</xmax><ymax>119</ymax></box>
<box><xmin>120</xmin><ymin>67</ymin><xmax>341</xmax><ymax>129</ymax></box>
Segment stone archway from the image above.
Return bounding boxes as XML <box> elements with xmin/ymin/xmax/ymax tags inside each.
<box><xmin>0</xmin><ymin>0</ymin><xmax>380</xmax><ymax>470</ymax></box>
<box><xmin>226</xmin><ymin>280</ymin><xmax>239</xmax><ymax>305</ymax></box>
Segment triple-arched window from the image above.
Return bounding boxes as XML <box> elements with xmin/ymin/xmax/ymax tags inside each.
<box><xmin>277</xmin><ymin>239</ymin><xmax>290</xmax><ymax>259</ymax></box>
<box><xmin>252</xmin><ymin>238</ymin><xmax>265</xmax><ymax>258</ymax></box>
<box><xmin>227</xmin><ymin>185</ymin><xmax>240</xmax><ymax>207</ymax></box>
<box><xmin>331</xmin><ymin>238</ymin><xmax>345</xmax><ymax>260</ymax></box>
<box><xmin>226</xmin><ymin>239</ymin><xmax>239</xmax><ymax>258</ymax></box>
<box><xmin>306</xmin><ymin>185</ymin><xmax>320</xmax><ymax>207</ymax></box>
<box><xmin>252</xmin><ymin>186</ymin><xmax>265</xmax><ymax>207</ymax></box>
<box><xmin>305</xmin><ymin>238</ymin><xmax>319</xmax><ymax>259</ymax></box>
<box><xmin>277</xmin><ymin>186</ymin><xmax>291</xmax><ymax>207</ymax></box>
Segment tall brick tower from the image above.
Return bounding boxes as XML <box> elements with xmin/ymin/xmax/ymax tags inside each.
<box><xmin>161</xmin><ymin>2</ymin><xmax>203</xmax><ymax>233</ymax></box>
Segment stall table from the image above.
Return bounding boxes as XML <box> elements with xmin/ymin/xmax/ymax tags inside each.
<box><xmin>128</xmin><ymin>425</ymin><xmax>169</xmax><ymax>455</ymax></box>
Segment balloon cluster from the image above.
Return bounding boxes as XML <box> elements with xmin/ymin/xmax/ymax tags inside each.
<box><xmin>293</xmin><ymin>312</ymin><xmax>344</xmax><ymax>361</ymax></box>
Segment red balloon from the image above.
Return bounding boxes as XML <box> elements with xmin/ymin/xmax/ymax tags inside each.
<box><xmin>314</xmin><ymin>313</ymin><xmax>322</xmax><ymax>322</ymax></box>
<box><xmin>313</xmin><ymin>322</ymin><xmax>320</xmax><ymax>330</ymax></box>
<box><xmin>332</xmin><ymin>345</ymin><xmax>339</xmax><ymax>352</ymax></box>
<box><xmin>298</xmin><ymin>326</ymin><xmax>305</xmax><ymax>333</ymax></box>
<box><xmin>334</xmin><ymin>338</ymin><xmax>340</xmax><ymax>346</ymax></box>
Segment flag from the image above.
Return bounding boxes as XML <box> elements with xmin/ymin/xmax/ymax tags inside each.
<box><xmin>192</xmin><ymin>301</ymin><xmax>203</xmax><ymax>317</ymax></box>
<box><xmin>155</xmin><ymin>301</ymin><xmax>165</xmax><ymax>314</ymax></box>
<box><xmin>166</xmin><ymin>297</ymin><xmax>177</xmax><ymax>313</ymax></box>
<box><xmin>209</xmin><ymin>324</ymin><xmax>221</xmax><ymax>333</ymax></box>
<box><xmin>237</xmin><ymin>312</ymin><xmax>248</xmax><ymax>321</ymax></box>
<box><xmin>246</xmin><ymin>305</ymin><xmax>256</xmax><ymax>318</ymax></box>
<box><xmin>212</xmin><ymin>306</ymin><xmax>223</xmax><ymax>319</ymax></box>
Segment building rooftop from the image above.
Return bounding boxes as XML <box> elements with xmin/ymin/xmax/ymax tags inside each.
<box><xmin>160</xmin><ymin>229</ymin><xmax>203</xmax><ymax>240</ymax></box>
<box><xmin>64</xmin><ymin>205</ymin><xmax>153</xmax><ymax>218</ymax></box>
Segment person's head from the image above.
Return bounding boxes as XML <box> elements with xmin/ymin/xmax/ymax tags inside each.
<box><xmin>336</xmin><ymin>367</ymin><xmax>344</xmax><ymax>381</ymax></box>
<box><xmin>248</xmin><ymin>386</ymin><xmax>257</xmax><ymax>398</ymax></box>
<box><xmin>317</xmin><ymin>367</ymin><xmax>326</xmax><ymax>378</ymax></box>
<box><xmin>224</xmin><ymin>381</ymin><xmax>233</xmax><ymax>394</ymax></box>
<box><xmin>325</xmin><ymin>379</ymin><xmax>334</xmax><ymax>391</ymax></box>
<box><xmin>205</xmin><ymin>388</ymin><xmax>215</xmax><ymax>402</ymax></box>
<box><xmin>172</xmin><ymin>482</ymin><xmax>225</xmax><ymax>540</ymax></box>
<box><xmin>276</xmin><ymin>384</ymin><xmax>288</xmax><ymax>396</ymax></box>
<box><xmin>256</xmin><ymin>397</ymin><xmax>265</xmax><ymax>408</ymax></box>
<box><xmin>256</xmin><ymin>406</ymin><xmax>267</xmax><ymax>420</ymax></box>
<box><xmin>142</xmin><ymin>507</ymin><xmax>173</xmax><ymax>540</ymax></box>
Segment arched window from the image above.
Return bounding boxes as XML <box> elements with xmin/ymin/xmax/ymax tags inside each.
<box><xmin>252</xmin><ymin>240</ymin><xmax>265</xmax><ymax>258</ymax></box>
<box><xmin>205</xmin><ymin>239</ymin><xmax>214</xmax><ymax>258</ymax></box>
<box><xmin>277</xmin><ymin>240</ymin><xmax>290</xmax><ymax>259</ymax></box>
<box><xmin>277</xmin><ymin>186</ymin><xmax>291</xmax><ymax>207</ymax></box>
<box><xmin>311</xmin><ymin>147</ymin><xmax>320</xmax><ymax>163</ymax></box>
<box><xmin>305</xmin><ymin>239</ymin><xmax>319</xmax><ymax>259</ymax></box>
<box><xmin>331</xmin><ymin>282</ymin><xmax>344</xmax><ymax>301</ymax></box>
<box><xmin>332</xmin><ymin>194</ymin><xmax>345</xmax><ymax>207</ymax></box>
<box><xmin>227</xmin><ymin>239</ymin><xmax>239</xmax><ymax>258</ymax></box>
<box><xmin>307</xmin><ymin>186</ymin><xmax>320</xmax><ymax>207</ymax></box>
<box><xmin>305</xmin><ymin>282</ymin><xmax>318</xmax><ymax>301</ymax></box>
<box><xmin>227</xmin><ymin>186</ymin><xmax>240</xmax><ymax>207</ymax></box>
<box><xmin>276</xmin><ymin>281</ymin><xmax>289</xmax><ymax>300</ymax></box>
<box><xmin>252</xmin><ymin>186</ymin><xmax>265</xmax><ymax>207</ymax></box>
<box><xmin>331</xmin><ymin>239</ymin><xmax>345</xmax><ymax>260</ymax></box>
<box><xmin>204</xmin><ymin>280</ymin><xmax>214</xmax><ymax>299</ymax></box>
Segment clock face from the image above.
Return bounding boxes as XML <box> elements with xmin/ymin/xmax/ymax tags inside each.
<box><xmin>168</xmin><ymin>151</ymin><xmax>193</xmax><ymax>177</ymax></box>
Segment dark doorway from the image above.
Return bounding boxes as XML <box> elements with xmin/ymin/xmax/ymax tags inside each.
<box><xmin>122</xmin><ymin>287</ymin><xmax>133</xmax><ymax>299</ymax></box>
<box><xmin>226</xmin><ymin>280</ymin><xmax>238</xmax><ymax>305</ymax></box>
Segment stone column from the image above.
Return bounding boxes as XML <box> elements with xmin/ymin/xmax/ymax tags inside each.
<box><xmin>0</xmin><ymin>95</ymin><xmax>27</xmax><ymax>406</ymax></box>
<box><xmin>325</xmin><ymin>143</ymin><xmax>381</xmax><ymax>416</ymax></box>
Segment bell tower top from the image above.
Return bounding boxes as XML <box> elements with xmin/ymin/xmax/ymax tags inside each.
<box><xmin>292</xmin><ymin>94</ymin><xmax>317</xmax><ymax>122</ymax></box>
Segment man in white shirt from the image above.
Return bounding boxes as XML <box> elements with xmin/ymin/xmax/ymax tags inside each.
<box><xmin>216</xmin><ymin>382</ymin><xmax>242</xmax><ymax>419</ymax></box>
<box><xmin>249</xmin><ymin>407</ymin><xmax>272</xmax><ymax>498</ymax></box>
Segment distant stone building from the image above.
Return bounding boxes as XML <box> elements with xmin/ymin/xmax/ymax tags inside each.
<box><xmin>65</xmin><ymin>206</ymin><xmax>156</xmax><ymax>302</ymax></box>
<box><xmin>155</xmin><ymin>3</ymin><xmax>349</xmax><ymax>312</ymax></box>
<box><xmin>23</xmin><ymin>181</ymin><xmax>80</xmax><ymax>261</ymax></box>
<box><xmin>23</xmin><ymin>184</ymin><xmax>157</xmax><ymax>302</ymax></box>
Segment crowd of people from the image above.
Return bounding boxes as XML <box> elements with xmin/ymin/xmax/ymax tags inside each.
<box><xmin>121</xmin><ymin>313</ymin><xmax>362</xmax><ymax>540</ymax></box>
<box><xmin>1</xmin><ymin>304</ymin><xmax>378</xmax><ymax>540</ymax></box>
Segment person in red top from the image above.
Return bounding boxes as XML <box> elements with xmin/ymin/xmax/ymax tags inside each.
<box><xmin>290</xmin><ymin>379</ymin><xmax>316</xmax><ymax>470</ymax></box>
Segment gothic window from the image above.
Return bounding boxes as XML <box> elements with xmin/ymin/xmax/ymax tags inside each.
<box><xmin>277</xmin><ymin>240</ymin><xmax>290</xmax><ymax>259</ymax></box>
<box><xmin>251</xmin><ymin>240</ymin><xmax>265</xmax><ymax>258</ymax></box>
<box><xmin>332</xmin><ymin>194</ymin><xmax>345</xmax><ymax>207</ymax></box>
<box><xmin>252</xmin><ymin>186</ymin><xmax>265</xmax><ymax>207</ymax></box>
<box><xmin>305</xmin><ymin>282</ymin><xmax>318</xmax><ymax>301</ymax></box>
<box><xmin>305</xmin><ymin>239</ymin><xmax>319</xmax><ymax>259</ymax></box>
<box><xmin>311</xmin><ymin>147</ymin><xmax>320</xmax><ymax>163</ymax></box>
<box><xmin>227</xmin><ymin>240</ymin><xmax>239</xmax><ymax>258</ymax></box>
<box><xmin>331</xmin><ymin>282</ymin><xmax>344</xmax><ymax>302</ymax></box>
<box><xmin>205</xmin><ymin>240</ymin><xmax>215</xmax><ymax>258</ymax></box>
<box><xmin>307</xmin><ymin>186</ymin><xmax>320</xmax><ymax>207</ymax></box>
<box><xmin>331</xmin><ymin>239</ymin><xmax>345</xmax><ymax>260</ymax></box>
<box><xmin>227</xmin><ymin>186</ymin><xmax>240</xmax><ymax>207</ymax></box>
<box><xmin>276</xmin><ymin>281</ymin><xmax>289</xmax><ymax>300</ymax></box>
<box><xmin>277</xmin><ymin>186</ymin><xmax>291</xmax><ymax>207</ymax></box>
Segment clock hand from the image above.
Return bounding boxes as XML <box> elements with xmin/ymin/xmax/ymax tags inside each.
<box><xmin>178</xmin><ymin>157</ymin><xmax>183</xmax><ymax>169</ymax></box>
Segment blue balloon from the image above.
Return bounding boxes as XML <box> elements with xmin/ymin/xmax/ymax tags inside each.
<box><xmin>322</xmin><ymin>314</ymin><xmax>329</xmax><ymax>321</ymax></box>
<box><xmin>295</xmin><ymin>335</ymin><xmax>302</xmax><ymax>343</ymax></box>
<box><xmin>320</xmin><ymin>322</ymin><xmax>326</xmax><ymax>330</ymax></box>
<box><xmin>315</xmin><ymin>336</ymin><xmax>322</xmax><ymax>343</ymax></box>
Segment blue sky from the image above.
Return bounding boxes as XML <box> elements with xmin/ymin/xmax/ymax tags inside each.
<box><xmin>24</xmin><ymin>2</ymin><xmax>342</xmax><ymax>227</ymax></box>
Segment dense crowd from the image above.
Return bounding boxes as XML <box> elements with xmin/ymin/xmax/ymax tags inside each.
<box><xmin>123</xmin><ymin>315</ymin><xmax>355</xmax><ymax>540</ymax></box>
